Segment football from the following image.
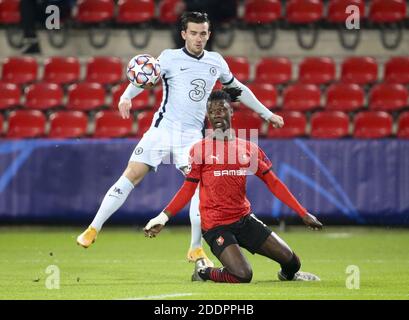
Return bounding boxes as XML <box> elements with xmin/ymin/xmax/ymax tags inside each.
<box><xmin>126</xmin><ymin>54</ymin><xmax>161</xmax><ymax>88</ymax></box>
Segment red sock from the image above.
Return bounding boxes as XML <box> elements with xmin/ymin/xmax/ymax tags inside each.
<box><xmin>201</xmin><ymin>267</ymin><xmax>241</xmax><ymax>283</ymax></box>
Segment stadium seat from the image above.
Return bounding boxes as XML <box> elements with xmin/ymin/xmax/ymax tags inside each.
<box><xmin>298</xmin><ymin>57</ymin><xmax>336</xmax><ymax>85</ymax></box>
<box><xmin>67</xmin><ymin>83</ymin><xmax>106</xmax><ymax>111</ymax></box>
<box><xmin>94</xmin><ymin>110</ymin><xmax>134</xmax><ymax>138</ymax></box>
<box><xmin>266</xmin><ymin>111</ymin><xmax>306</xmax><ymax>138</ymax></box>
<box><xmin>325</xmin><ymin>83</ymin><xmax>364</xmax><ymax>112</ymax></box>
<box><xmin>231</xmin><ymin>110</ymin><xmax>264</xmax><ymax>138</ymax></box>
<box><xmin>0</xmin><ymin>82</ymin><xmax>20</xmax><ymax>110</ymax></box>
<box><xmin>397</xmin><ymin>112</ymin><xmax>409</xmax><ymax>138</ymax></box>
<box><xmin>76</xmin><ymin>0</ymin><xmax>115</xmax><ymax>23</ymax></box>
<box><xmin>116</xmin><ymin>0</ymin><xmax>155</xmax><ymax>23</ymax></box>
<box><xmin>136</xmin><ymin>111</ymin><xmax>155</xmax><ymax>137</ymax></box>
<box><xmin>353</xmin><ymin>111</ymin><xmax>393</xmax><ymax>138</ymax></box>
<box><xmin>112</xmin><ymin>82</ymin><xmax>151</xmax><ymax>110</ymax></box>
<box><xmin>311</xmin><ymin>111</ymin><xmax>350</xmax><ymax>138</ymax></box>
<box><xmin>158</xmin><ymin>0</ymin><xmax>184</xmax><ymax>24</ymax></box>
<box><xmin>286</xmin><ymin>0</ymin><xmax>324</xmax><ymax>24</ymax></box>
<box><xmin>327</xmin><ymin>0</ymin><xmax>365</xmax><ymax>23</ymax></box>
<box><xmin>254</xmin><ymin>57</ymin><xmax>292</xmax><ymax>85</ymax></box>
<box><xmin>224</xmin><ymin>57</ymin><xmax>250</xmax><ymax>83</ymax></box>
<box><xmin>153</xmin><ymin>87</ymin><xmax>163</xmax><ymax>107</ymax></box>
<box><xmin>24</xmin><ymin>83</ymin><xmax>64</xmax><ymax>110</ymax></box>
<box><xmin>384</xmin><ymin>56</ymin><xmax>409</xmax><ymax>85</ymax></box>
<box><xmin>0</xmin><ymin>0</ymin><xmax>20</xmax><ymax>24</ymax></box>
<box><xmin>369</xmin><ymin>83</ymin><xmax>409</xmax><ymax>112</ymax></box>
<box><xmin>7</xmin><ymin>110</ymin><xmax>46</xmax><ymax>138</ymax></box>
<box><xmin>242</xmin><ymin>84</ymin><xmax>277</xmax><ymax>110</ymax></box>
<box><xmin>243</xmin><ymin>0</ymin><xmax>282</xmax><ymax>24</ymax></box>
<box><xmin>43</xmin><ymin>57</ymin><xmax>81</xmax><ymax>85</ymax></box>
<box><xmin>86</xmin><ymin>56</ymin><xmax>123</xmax><ymax>85</ymax></box>
<box><xmin>282</xmin><ymin>84</ymin><xmax>321</xmax><ymax>111</ymax></box>
<box><xmin>1</xmin><ymin>57</ymin><xmax>38</xmax><ymax>84</ymax></box>
<box><xmin>369</xmin><ymin>0</ymin><xmax>407</xmax><ymax>23</ymax></box>
<box><xmin>341</xmin><ymin>57</ymin><xmax>378</xmax><ymax>85</ymax></box>
<box><xmin>49</xmin><ymin>111</ymin><xmax>88</xmax><ymax>138</ymax></box>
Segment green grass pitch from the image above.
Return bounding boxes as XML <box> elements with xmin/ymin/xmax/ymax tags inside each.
<box><xmin>1</xmin><ymin>226</ymin><xmax>409</xmax><ymax>300</ymax></box>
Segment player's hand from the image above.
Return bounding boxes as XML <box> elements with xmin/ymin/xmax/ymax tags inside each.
<box><xmin>118</xmin><ymin>98</ymin><xmax>132</xmax><ymax>119</ymax></box>
<box><xmin>143</xmin><ymin>212</ymin><xmax>169</xmax><ymax>238</ymax></box>
<box><xmin>302</xmin><ymin>213</ymin><xmax>323</xmax><ymax>231</ymax></box>
<box><xmin>269</xmin><ymin>113</ymin><xmax>284</xmax><ymax>129</ymax></box>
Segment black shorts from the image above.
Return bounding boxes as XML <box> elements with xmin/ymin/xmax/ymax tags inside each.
<box><xmin>202</xmin><ymin>213</ymin><xmax>272</xmax><ymax>258</ymax></box>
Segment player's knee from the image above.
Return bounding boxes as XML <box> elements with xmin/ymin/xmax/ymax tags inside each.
<box><xmin>234</xmin><ymin>266</ymin><xmax>253</xmax><ymax>283</ymax></box>
<box><xmin>124</xmin><ymin>163</ymin><xmax>149</xmax><ymax>185</ymax></box>
<box><xmin>283</xmin><ymin>252</ymin><xmax>301</xmax><ymax>273</ymax></box>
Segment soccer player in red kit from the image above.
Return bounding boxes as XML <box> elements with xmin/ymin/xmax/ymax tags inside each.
<box><xmin>144</xmin><ymin>88</ymin><xmax>323</xmax><ymax>283</ymax></box>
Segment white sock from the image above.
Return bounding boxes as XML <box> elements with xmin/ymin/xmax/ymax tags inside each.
<box><xmin>189</xmin><ymin>186</ymin><xmax>202</xmax><ymax>249</ymax></box>
<box><xmin>90</xmin><ymin>176</ymin><xmax>134</xmax><ymax>232</ymax></box>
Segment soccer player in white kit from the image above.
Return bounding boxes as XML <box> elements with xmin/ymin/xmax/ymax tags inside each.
<box><xmin>77</xmin><ymin>12</ymin><xmax>284</xmax><ymax>267</ymax></box>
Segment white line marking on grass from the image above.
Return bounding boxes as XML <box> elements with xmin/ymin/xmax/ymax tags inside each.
<box><xmin>324</xmin><ymin>233</ymin><xmax>352</xmax><ymax>239</ymax></box>
<box><xmin>120</xmin><ymin>293</ymin><xmax>195</xmax><ymax>300</ymax></box>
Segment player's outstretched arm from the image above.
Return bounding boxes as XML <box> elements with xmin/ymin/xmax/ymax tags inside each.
<box><xmin>225</xmin><ymin>78</ymin><xmax>284</xmax><ymax>128</ymax></box>
<box><xmin>118</xmin><ymin>83</ymin><xmax>144</xmax><ymax>119</ymax></box>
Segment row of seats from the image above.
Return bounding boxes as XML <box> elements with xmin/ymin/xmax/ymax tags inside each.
<box><xmin>2</xmin><ymin>56</ymin><xmax>409</xmax><ymax>86</ymax></box>
<box><xmin>1</xmin><ymin>109</ymin><xmax>409</xmax><ymax>139</ymax></box>
<box><xmin>1</xmin><ymin>80</ymin><xmax>408</xmax><ymax>113</ymax></box>
<box><xmin>1</xmin><ymin>0</ymin><xmax>407</xmax><ymax>26</ymax></box>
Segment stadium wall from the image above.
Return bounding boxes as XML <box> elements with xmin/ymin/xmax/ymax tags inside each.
<box><xmin>0</xmin><ymin>139</ymin><xmax>408</xmax><ymax>226</ymax></box>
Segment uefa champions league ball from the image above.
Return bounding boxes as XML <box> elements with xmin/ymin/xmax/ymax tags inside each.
<box><xmin>126</xmin><ymin>54</ymin><xmax>161</xmax><ymax>88</ymax></box>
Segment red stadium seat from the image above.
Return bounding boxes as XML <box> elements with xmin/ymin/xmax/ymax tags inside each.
<box><xmin>369</xmin><ymin>0</ymin><xmax>407</xmax><ymax>23</ymax></box>
<box><xmin>116</xmin><ymin>0</ymin><xmax>155</xmax><ymax>23</ymax></box>
<box><xmin>0</xmin><ymin>82</ymin><xmax>20</xmax><ymax>110</ymax></box>
<box><xmin>311</xmin><ymin>111</ymin><xmax>350</xmax><ymax>138</ymax></box>
<box><xmin>25</xmin><ymin>83</ymin><xmax>64</xmax><ymax>110</ymax></box>
<box><xmin>254</xmin><ymin>57</ymin><xmax>292</xmax><ymax>85</ymax></box>
<box><xmin>67</xmin><ymin>83</ymin><xmax>106</xmax><ymax>111</ymax></box>
<box><xmin>94</xmin><ymin>110</ymin><xmax>133</xmax><ymax>138</ymax></box>
<box><xmin>327</xmin><ymin>0</ymin><xmax>365</xmax><ymax>23</ymax></box>
<box><xmin>384</xmin><ymin>56</ymin><xmax>409</xmax><ymax>85</ymax></box>
<box><xmin>153</xmin><ymin>87</ymin><xmax>163</xmax><ymax>107</ymax></box>
<box><xmin>369</xmin><ymin>83</ymin><xmax>409</xmax><ymax>112</ymax></box>
<box><xmin>1</xmin><ymin>57</ymin><xmax>38</xmax><ymax>85</ymax></box>
<box><xmin>325</xmin><ymin>83</ymin><xmax>364</xmax><ymax>112</ymax></box>
<box><xmin>0</xmin><ymin>0</ymin><xmax>20</xmax><ymax>24</ymax></box>
<box><xmin>76</xmin><ymin>0</ymin><xmax>115</xmax><ymax>23</ymax></box>
<box><xmin>243</xmin><ymin>0</ymin><xmax>282</xmax><ymax>24</ymax></box>
<box><xmin>7</xmin><ymin>110</ymin><xmax>46</xmax><ymax>138</ymax></box>
<box><xmin>282</xmin><ymin>84</ymin><xmax>321</xmax><ymax>111</ymax></box>
<box><xmin>86</xmin><ymin>56</ymin><xmax>123</xmax><ymax>85</ymax></box>
<box><xmin>242</xmin><ymin>84</ymin><xmax>277</xmax><ymax>110</ymax></box>
<box><xmin>224</xmin><ymin>56</ymin><xmax>250</xmax><ymax>83</ymax></box>
<box><xmin>158</xmin><ymin>0</ymin><xmax>184</xmax><ymax>24</ymax></box>
<box><xmin>43</xmin><ymin>57</ymin><xmax>80</xmax><ymax>85</ymax></box>
<box><xmin>266</xmin><ymin>111</ymin><xmax>306</xmax><ymax>138</ymax></box>
<box><xmin>353</xmin><ymin>111</ymin><xmax>393</xmax><ymax>138</ymax></box>
<box><xmin>341</xmin><ymin>57</ymin><xmax>378</xmax><ymax>85</ymax></box>
<box><xmin>397</xmin><ymin>112</ymin><xmax>409</xmax><ymax>138</ymax></box>
<box><xmin>286</xmin><ymin>0</ymin><xmax>324</xmax><ymax>24</ymax></box>
<box><xmin>112</xmin><ymin>82</ymin><xmax>151</xmax><ymax>110</ymax></box>
<box><xmin>136</xmin><ymin>111</ymin><xmax>155</xmax><ymax>137</ymax></box>
<box><xmin>231</xmin><ymin>110</ymin><xmax>264</xmax><ymax>138</ymax></box>
<box><xmin>298</xmin><ymin>57</ymin><xmax>336</xmax><ymax>85</ymax></box>
<box><xmin>49</xmin><ymin>111</ymin><xmax>88</xmax><ymax>138</ymax></box>
<box><xmin>0</xmin><ymin>113</ymin><xmax>3</xmax><ymax>135</ymax></box>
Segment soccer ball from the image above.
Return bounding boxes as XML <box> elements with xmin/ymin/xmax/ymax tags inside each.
<box><xmin>126</xmin><ymin>54</ymin><xmax>161</xmax><ymax>89</ymax></box>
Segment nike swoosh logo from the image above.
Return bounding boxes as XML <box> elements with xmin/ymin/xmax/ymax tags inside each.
<box><xmin>180</xmin><ymin>67</ymin><xmax>189</xmax><ymax>71</ymax></box>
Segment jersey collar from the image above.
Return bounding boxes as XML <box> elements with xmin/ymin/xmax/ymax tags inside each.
<box><xmin>182</xmin><ymin>47</ymin><xmax>205</xmax><ymax>60</ymax></box>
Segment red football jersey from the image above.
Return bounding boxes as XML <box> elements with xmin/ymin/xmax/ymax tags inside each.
<box><xmin>186</xmin><ymin>136</ymin><xmax>272</xmax><ymax>231</ymax></box>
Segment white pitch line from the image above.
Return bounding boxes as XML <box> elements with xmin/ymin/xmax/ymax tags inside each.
<box><xmin>120</xmin><ymin>293</ymin><xmax>195</xmax><ymax>300</ymax></box>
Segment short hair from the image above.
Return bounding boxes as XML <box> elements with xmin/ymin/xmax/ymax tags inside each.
<box><xmin>181</xmin><ymin>12</ymin><xmax>211</xmax><ymax>31</ymax></box>
<box><xmin>207</xmin><ymin>87</ymin><xmax>242</xmax><ymax>106</ymax></box>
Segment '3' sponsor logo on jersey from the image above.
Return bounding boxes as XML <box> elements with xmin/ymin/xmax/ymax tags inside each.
<box><xmin>189</xmin><ymin>79</ymin><xmax>206</xmax><ymax>102</ymax></box>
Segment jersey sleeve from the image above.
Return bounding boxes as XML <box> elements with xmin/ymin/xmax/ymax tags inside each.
<box><xmin>157</xmin><ymin>49</ymin><xmax>170</xmax><ymax>75</ymax></box>
<box><xmin>218</xmin><ymin>54</ymin><xmax>235</xmax><ymax>85</ymax></box>
<box><xmin>255</xmin><ymin>146</ymin><xmax>273</xmax><ymax>178</ymax></box>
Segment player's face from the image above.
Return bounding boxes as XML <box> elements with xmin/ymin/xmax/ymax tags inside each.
<box><xmin>181</xmin><ymin>22</ymin><xmax>210</xmax><ymax>56</ymax></box>
<box><xmin>207</xmin><ymin>100</ymin><xmax>232</xmax><ymax>131</ymax></box>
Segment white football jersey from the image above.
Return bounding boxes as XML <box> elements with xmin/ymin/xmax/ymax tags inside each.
<box><xmin>152</xmin><ymin>48</ymin><xmax>234</xmax><ymax>131</ymax></box>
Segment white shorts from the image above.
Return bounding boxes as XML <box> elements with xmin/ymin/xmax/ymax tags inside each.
<box><xmin>129</xmin><ymin>124</ymin><xmax>203</xmax><ymax>172</ymax></box>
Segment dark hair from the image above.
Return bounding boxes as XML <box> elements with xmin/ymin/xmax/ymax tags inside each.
<box><xmin>207</xmin><ymin>87</ymin><xmax>242</xmax><ymax>106</ymax></box>
<box><xmin>181</xmin><ymin>12</ymin><xmax>211</xmax><ymax>31</ymax></box>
